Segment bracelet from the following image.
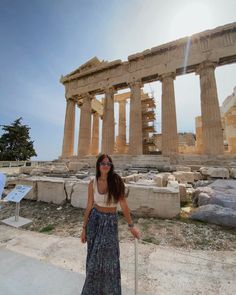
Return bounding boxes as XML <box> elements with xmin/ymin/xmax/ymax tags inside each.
<box><xmin>128</xmin><ymin>223</ymin><xmax>134</xmax><ymax>228</ymax></box>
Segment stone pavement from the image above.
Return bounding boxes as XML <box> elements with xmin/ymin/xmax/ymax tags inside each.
<box><xmin>0</xmin><ymin>248</ymin><xmax>83</xmax><ymax>295</ymax></box>
<box><xmin>0</xmin><ymin>224</ymin><xmax>236</xmax><ymax>294</ymax></box>
<box><xmin>0</xmin><ymin>248</ymin><xmax>141</xmax><ymax>295</ymax></box>
<box><xmin>0</xmin><ymin>224</ymin><xmax>150</xmax><ymax>295</ymax></box>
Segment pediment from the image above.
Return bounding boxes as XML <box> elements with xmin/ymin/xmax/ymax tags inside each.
<box><xmin>67</xmin><ymin>57</ymin><xmax>104</xmax><ymax>77</ymax></box>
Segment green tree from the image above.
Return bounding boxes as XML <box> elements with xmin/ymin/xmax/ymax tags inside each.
<box><xmin>0</xmin><ymin>117</ymin><xmax>37</xmax><ymax>161</ymax></box>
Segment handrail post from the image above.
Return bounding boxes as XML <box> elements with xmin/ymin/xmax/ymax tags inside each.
<box><xmin>134</xmin><ymin>238</ymin><xmax>138</xmax><ymax>295</ymax></box>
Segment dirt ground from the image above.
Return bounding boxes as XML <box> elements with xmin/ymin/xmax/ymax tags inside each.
<box><xmin>1</xmin><ymin>199</ymin><xmax>235</xmax><ymax>251</ymax></box>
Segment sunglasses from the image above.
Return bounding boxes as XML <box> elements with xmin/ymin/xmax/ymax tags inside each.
<box><xmin>99</xmin><ymin>162</ymin><xmax>112</xmax><ymax>167</ymax></box>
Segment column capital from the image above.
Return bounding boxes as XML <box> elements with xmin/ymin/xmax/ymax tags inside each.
<box><xmin>118</xmin><ymin>100</ymin><xmax>127</xmax><ymax>105</ymax></box>
<box><xmin>196</xmin><ymin>60</ymin><xmax>217</xmax><ymax>75</ymax></box>
<box><xmin>128</xmin><ymin>79</ymin><xmax>143</xmax><ymax>89</ymax></box>
<box><xmin>91</xmin><ymin>109</ymin><xmax>97</xmax><ymax>114</ymax></box>
<box><xmin>79</xmin><ymin>92</ymin><xmax>93</xmax><ymax>100</ymax></box>
<box><xmin>77</xmin><ymin>93</ymin><xmax>92</xmax><ymax>109</ymax></box>
<box><xmin>104</xmin><ymin>86</ymin><xmax>116</xmax><ymax>96</ymax></box>
<box><xmin>159</xmin><ymin>72</ymin><xmax>176</xmax><ymax>81</ymax></box>
<box><xmin>65</xmin><ymin>96</ymin><xmax>77</xmax><ymax>102</ymax></box>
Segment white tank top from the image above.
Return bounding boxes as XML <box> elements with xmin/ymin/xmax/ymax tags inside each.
<box><xmin>93</xmin><ymin>177</ymin><xmax>117</xmax><ymax>208</ymax></box>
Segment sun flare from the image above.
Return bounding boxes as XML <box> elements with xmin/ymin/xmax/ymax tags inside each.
<box><xmin>169</xmin><ymin>1</ymin><xmax>214</xmax><ymax>40</ymax></box>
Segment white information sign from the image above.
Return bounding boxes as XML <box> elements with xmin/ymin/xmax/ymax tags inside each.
<box><xmin>5</xmin><ymin>185</ymin><xmax>32</xmax><ymax>203</ymax></box>
<box><xmin>0</xmin><ymin>173</ymin><xmax>6</xmax><ymax>198</ymax></box>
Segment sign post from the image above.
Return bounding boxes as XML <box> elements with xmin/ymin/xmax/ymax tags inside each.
<box><xmin>1</xmin><ymin>185</ymin><xmax>33</xmax><ymax>228</ymax></box>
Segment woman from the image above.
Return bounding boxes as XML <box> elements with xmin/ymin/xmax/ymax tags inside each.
<box><xmin>80</xmin><ymin>153</ymin><xmax>141</xmax><ymax>295</ymax></box>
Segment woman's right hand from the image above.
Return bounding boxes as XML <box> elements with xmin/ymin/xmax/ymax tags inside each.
<box><xmin>129</xmin><ymin>226</ymin><xmax>141</xmax><ymax>239</ymax></box>
<box><xmin>80</xmin><ymin>228</ymin><xmax>87</xmax><ymax>243</ymax></box>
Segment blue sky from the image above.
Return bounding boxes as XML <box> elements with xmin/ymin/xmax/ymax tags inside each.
<box><xmin>0</xmin><ymin>0</ymin><xmax>236</xmax><ymax>160</ymax></box>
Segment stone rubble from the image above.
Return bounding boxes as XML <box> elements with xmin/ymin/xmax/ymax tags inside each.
<box><xmin>2</xmin><ymin>164</ymin><xmax>236</xmax><ymax>227</ymax></box>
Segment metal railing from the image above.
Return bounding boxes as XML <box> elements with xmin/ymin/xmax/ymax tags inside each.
<box><xmin>0</xmin><ymin>161</ymin><xmax>53</xmax><ymax>168</ymax></box>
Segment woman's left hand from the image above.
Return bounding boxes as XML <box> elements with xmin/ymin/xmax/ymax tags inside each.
<box><xmin>129</xmin><ymin>226</ymin><xmax>141</xmax><ymax>239</ymax></box>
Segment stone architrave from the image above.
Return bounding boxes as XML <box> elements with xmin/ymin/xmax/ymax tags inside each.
<box><xmin>77</xmin><ymin>93</ymin><xmax>92</xmax><ymax>156</ymax></box>
<box><xmin>160</xmin><ymin>73</ymin><xmax>178</xmax><ymax>156</ymax></box>
<box><xmin>61</xmin><ymin>97</ymin><xmax>76</xmax><ymax>158</ymax></box>
<box><xmin>101</xmin><ymin>87</ymin><xmax>115</xmax><ymax>154</ymax></box>
<box><xmin>116</xmin><ymin>100</ymin><xmax>127</xmax><ymax>153</ymax></box>
<box><xmin>196</xmin><ymin>61</ymin><xmax>224</xmax><ymax>155</ymax></box>
<box><xmin>129</xmin><ymin>81</ymin><xmax>143</xmax><ymax>155</ymax></box>
<box><xmin>90</xmin><ymin>111</ymin><xmax>99</xmax><ymax>155</ymax></box>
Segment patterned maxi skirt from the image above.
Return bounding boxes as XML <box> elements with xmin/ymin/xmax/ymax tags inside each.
<box><xmin>81</xmin><ymin>207</ymin><xmax>121</xmax><ymax>295</ymax></box>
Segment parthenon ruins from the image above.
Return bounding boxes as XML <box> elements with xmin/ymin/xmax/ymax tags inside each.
<box><xmin>60</xmin><ymin>22</ymin><xmax>236</xmax><ymax>161</ymax></box>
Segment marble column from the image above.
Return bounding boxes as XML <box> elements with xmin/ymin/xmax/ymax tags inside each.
<box><xmin>61</xmin><ymin>97</ymin><xmax>76</xmax><ymax>158</ymax></box>
<box><xmin>116</xmin><ymin>100</ymin><xmax>127</xmax><ymax>153</ymax></box>
<box><xmin>195</xmin><ymin>116</ymin><xmax>203</xmax><ymax>154</ymax></box>
<box><xmin>90</xmin><ymin>111</ymin><xmax>99</xmax><ymax>155</ymax></box>
<box><xmin>160</xmin><ymin>73</ymin><xmax>178</xmax><ymax>155</ymax></box>
<box><xmin>196</xmin><ymin>61</ymin><xmax>224</xmax><ymax>155</ymax></box>
<box><xmin>101</xmin><ymin>87</ymin><xmax>115</xmax><ymax>154</ymax></box>
<box><xmin>77</xmin><ymin>93</ymin><xmax>92</xmax><ymax>156</ymax></box>
<box><xmin>129</xmin><ymin>81</ymin><xmax>143</xmax><ymax>155</ymax></box>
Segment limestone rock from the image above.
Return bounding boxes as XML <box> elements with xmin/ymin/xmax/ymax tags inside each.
<box><xmin>127</xmin><ymin>184</ymin><xmax>180</xmax><ymax>218</ymax></box>
<box><xmin>51</xmin><ymin>164</ymin><xmax>69</xmax><ymax>174</ymax></box>
<box><xmin>194</xmin><ymin>180</ymin><xmax>214</xmax><ymax>188</ymax></box>
<box><xmin>175</xmin><ymin>165</ymin><xmax>191</xmax><ymax>172</ymax></box>
<box><xmin>153</xmin><ymin>175</ymin><xmax>163</xmax><ymax>187</ymax></box>
<box><xmin>135</xmin><ymin>179</ymin><xmax>156</xmax><ymax>186</ymax></box>
<box><xmin>133</xmin><ymin>173</ymin><xmax>145</xmax><ymax>182</ymax></box>
<box><xmin>173</xmin><ymin>171</ymin><xmax>195</xmax><ymax>183</ymax></box>
<box><xmin>208</xmin><ymin>179</ymin><xmax>236</xmax><ymax>191</ymax></box>
<box><xmin>37</xmin><ymin>178</ymin><xmax>66</xmax><ymax>205</ymax></box>
<box><xmin>209</xmin><ymin>167</ymin><xmax>230</xmax><ymax>179</ymax></box>
<box><xmin>230</xmin><ymin>168</ymin><xmax>236</xmax><ymax>179</ymax></box>
<box><xmin>197</xmin><ymin>192</ymin><xmax>211</xmax><ymax>206</ymax></box>
<box><xmin>167</xmin><ymin>180</ymin><xmax>179</xmax><ymax>190</ymax></box>
<box><xmin>167</xmin><ymin>180</ymin><xmax>188</xmax><ymax>202</ymax></box>
<box><xmin>19</xmin><ymin>166</ymin><xmax>34</xmax><ymax>175</ymax></box>
<box><xmin>193</xmin><ymin>186</ymin><xmax>214</xmax><ymax>198</ymax></box>
<box><xmin>193</xmin><ymin>171</ymin><xmax>203</xmax><ymax>181</ymax></box>
<box><xmin>65</xmin><ymin>180</ymin><xmax>77</xmax><ymax>201</ymax></box>
<box><xmin>68</xmin><ymin>162</ymin><xmax>89</xmax><ymax>172</ymax></box>
<box><xmin>75</xmin><ymin>171</ymin><xmax>89</xmax><ymax>179</ymax></box>
<box><xmin>179</xmin><ymin>183</ymin><xmax>187</xmax><ymax>203</ymax></box>
<box><xmin>159</xmin><ymin>165</ymin><xmax>172</xmax><ymax>172</ymax></box>
<box><xmin>30</xmin><ymin>166</ymin><xmax>52</xmax><ymax>176</ymax></box>
<box><xmin>199</xmin><ymin>167</ymin><xmax>209</xmax><ymax>176</ymax></box>
<box><xmin>156</xmin><ymin>173</ymin><xmax>172</xmax><ymax>186</ymax></box>
<box><xmin>71</xmin><ymin>181</ymin><xmax>88</xmax><ymax>208</ymax></box>
<box><xmin>123</xmin><ymin>174</ymin><xmax>135</xmax><ymax>183</ymax></box>
<box><xmin>200</xmin><ymin>167</ymin><xmax>230</xmax><ymax>179</ymax></box>
<box><xmin>193</xmin><ymin>180</ymin><xmax>236</xmax><ymax>210</ymax></box>
<box><xmin>192</xmin><ymin>187</ymin><xmax>214</xmax><ymax>207</ymax></box>
<box><xmin>123</xmin><ymin>173</ymin><xmax>143</xmax><ymax>184</ymax></box>
<box><xmin>167</xmin><ymin>174</ymin><xmax>176</xmax><ymax>182</ymax></box>
<box><xmin>189</xmin><ymin>204</ymin><xmax>236</xmax><ymax>227</ymax></box>
<box><xmin>229</xmin><ymin>161</ymin><xmax>236</xmax><ymax>168</ymax></box>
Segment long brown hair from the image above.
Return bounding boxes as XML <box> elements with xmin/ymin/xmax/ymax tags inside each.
<box><xmin>96</xmin><ymin>153</ymin><xmax>125</xmax><ymax>205</ymax></box>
